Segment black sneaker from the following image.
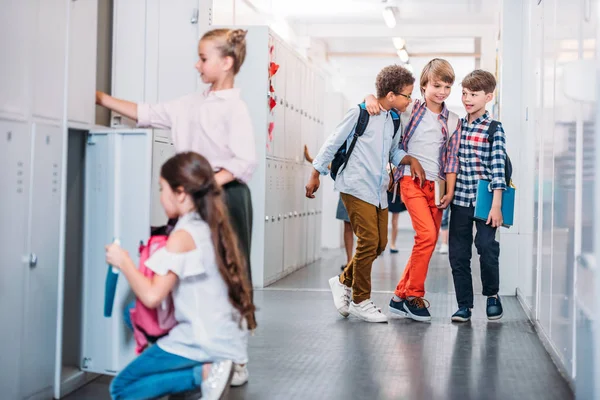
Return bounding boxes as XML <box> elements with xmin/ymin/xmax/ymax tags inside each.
<box><xmin>486</xmin><ymin>296</ymin><xmax>503</xmax><ymax>320</ymax></box>
<box><xmin>451</xmin><ymin>307</ymin><xmax>472</xmax><ymax>322</ymax></box>
<box><xmin>388</xmin><ymin>297</ymin><xmax>407</xmax><ymax>317</ymax></box>
<box><xmin>340</xmin><ymin>264</ymin><xmax>346</xmax><ymax>271</ymax></box>
<box><xmin>403</xmin><ymin>297</ymin><xmax>431</xmax><ymax>322</ymax></box>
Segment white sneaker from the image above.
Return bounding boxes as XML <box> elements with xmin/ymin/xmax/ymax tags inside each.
<box><xmin>349</xmin><ymin>299</ymin><xmax>388</xmax><ymax>323</ymax></box>
<box><xmin>230</xmin><ymin>363</ymin><xmax>249</xmax><ymax>387</ymax></box>
<box><xmin>438</xmin><ymin>243</ymin><xmax>449</xmax><ymax>254</ymax></box>
<box><xmin>201</xmin><ymin>360</ymin><xmax>233</xmax><ymax>400</ymax></box>
<box><xmin>328</xmin><ymin>276</ymin><xmax>351</xmax><ymax>317</ymax></box>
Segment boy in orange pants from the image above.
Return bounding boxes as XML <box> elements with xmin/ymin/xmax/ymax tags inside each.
<box><xmin>365</xmin><ymin>59</ymin><xmax>461</xmax><ymax>322</ymax></box>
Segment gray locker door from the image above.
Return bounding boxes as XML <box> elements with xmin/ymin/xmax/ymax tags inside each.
<box><xmin>81</xmin><ymin>129</ymin><xmax>152</xmax><ymax>375</ymax></box>
<box><xmin>0</xmin><ymin>120</ymin><xmax>30</xmax><ymax>400</ymax></box>
<box><xmin>151</xmin><ymin>138</ymin><xmax>176</xmax><ymax>227</ymax></box>
<box><xmin>20</xmin><ymin>123</ymin><xmax>63</xmax><ymax>399</ymax></box>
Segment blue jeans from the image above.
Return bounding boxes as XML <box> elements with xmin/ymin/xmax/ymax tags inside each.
<box><xmin>110</xmin><ymin>343</ymin><xmax>203</xmax><ymax>400</ymax></box>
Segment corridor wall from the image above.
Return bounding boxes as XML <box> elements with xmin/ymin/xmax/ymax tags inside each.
<box><xmin>500</xmin><ymin>0</ymin><xmax>600</xmax><ymax>393</ymax></box>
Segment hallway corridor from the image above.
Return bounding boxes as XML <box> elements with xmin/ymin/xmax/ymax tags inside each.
<box><xmin>67</xmin><ymin>231</ymin><xmax>573</xmax><ymax>400</ymax></box>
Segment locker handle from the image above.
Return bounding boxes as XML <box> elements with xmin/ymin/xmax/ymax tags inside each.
<box><xmin>191</xmin><ymin>8</ymin><xmax>199</xmax><ymax>24</ymax></box>
<box><xmin>29</xmin><ymin>253</ymin><xmax>38</xmax><ymax>268</ymax></box>
<box><xmin>278</xmin><ymin>214</ymin><xmax>282</xmax><ymax>221</ymax></box>
<box><xmin>265</xmin><ymin>216</ymin><xmax>269</xmax><ymax>222</ymax></box>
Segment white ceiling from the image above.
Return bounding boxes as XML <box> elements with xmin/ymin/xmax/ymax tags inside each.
<box><xmin>248</xmin><ymin>0</ymin><xmax>500</xmax><ymax>103</ymax></box>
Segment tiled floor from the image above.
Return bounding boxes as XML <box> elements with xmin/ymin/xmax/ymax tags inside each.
<box><xmin>66</xmin><ymin>231</ymin><xmax>573</xmax><ymax>400</ymax></box>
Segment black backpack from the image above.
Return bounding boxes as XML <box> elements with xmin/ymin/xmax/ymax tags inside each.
<box><xmin>330</xmin><ymin>103</ymin><xmax>401</xmax><ymax>181</ymax></box>
<box><xmin>488</xmin><ymin>120</ymin><xmax>513</xmax><ymax>186</ymax></box>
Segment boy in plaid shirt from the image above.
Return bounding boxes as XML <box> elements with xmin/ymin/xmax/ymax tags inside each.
<box><xmin>450</xmin><ymin>70</ymin><xmax>507</xmax><ymax>322</ymax></box>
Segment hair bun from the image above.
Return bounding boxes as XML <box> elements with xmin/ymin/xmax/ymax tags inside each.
<box><xmin>227</xmin><ymin>29</ymin><xmax>247</xmax><ymax>45</ymax></box>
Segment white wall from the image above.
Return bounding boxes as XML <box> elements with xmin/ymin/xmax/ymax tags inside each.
<box><xmin>502</xmin><ymin>0</ymin><xmax>600</xmax><ymax>394</ymax></box>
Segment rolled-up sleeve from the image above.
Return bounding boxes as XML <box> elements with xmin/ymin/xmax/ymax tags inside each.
<box><xmin>312</xmin><ymin>107</ymin><xmax>359</xmax><ymax>175</ymax></box>
<box><xmin>490</xmin><ymin>122</ymin><xmax>507</xmax><ymax>190</ymax></box>
<box><xmin>444</xmin><ymin>119</ymin><xmax>462</xmax><ymax>174</ymax></box>
<box><xmin>225</xmin><ymin>101</ymin><xmax>257</xmax><ymax>183</ymax></box>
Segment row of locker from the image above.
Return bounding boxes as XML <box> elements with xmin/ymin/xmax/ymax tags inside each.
<box><xmin>267</xmin><ymin>33</ymin><xmax>327</xmax><ymax>162</ymax></box>
<box><xmin>263</xmin><ymin>160</ymin><xmax>323</xmax><ymax>284</ymax></box>
<box><xmin>0</xmin><ymin>119</ymin><xmax>63</xmax><ymax>400</ymax></box>
<box><xmin>0</xmin><ymin>0</ymin><xmax>98</xmax><ymax>127</ymax></box>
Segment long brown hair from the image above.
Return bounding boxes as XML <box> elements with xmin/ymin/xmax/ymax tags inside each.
<box><xmin>161</xmin><ymin>152</ymin><xmax>256</xmax><ymax>330</ymax></box>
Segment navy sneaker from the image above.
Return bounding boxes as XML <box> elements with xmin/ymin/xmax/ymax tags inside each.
<box><xmin>403</xmin><ymin>297</ymin><xmax>431</xmax><ymax>322</ymax></box>
<box><xmin>487</xmin><ymin>295</ymin><xmax>503</xmax><ymax>320</ymax></box>
<box><xmin>451</xmin><ymin>307</ymin><xmax>472</xmax><ymax>322</ymax></box>
<box><xmin>388</xmin><ymin>297</ymin><xmax>407</xmax><ymax>317</ymax></box>
<box><xmin>390</xmin><ymin>248</ymin><xmax>399</xmax><ymax>254</ymax></box>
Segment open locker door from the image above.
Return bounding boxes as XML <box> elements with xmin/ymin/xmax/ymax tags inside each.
<box><xmin>80</xmin><ymin>128</ymin><xmax>153</xmax><ymax>375</ymax></box>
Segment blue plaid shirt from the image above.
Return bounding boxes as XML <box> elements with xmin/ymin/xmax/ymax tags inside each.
<box><xmin>453</xmin><ymin>112</ymin><xmax>507</xmax><ymax>207</ymax></box>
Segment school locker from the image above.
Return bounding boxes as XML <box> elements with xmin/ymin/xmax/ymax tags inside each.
<box><xmin>151</xmin><ymin>137</ymin><xmax>176</xmax><ymax>227</ymax></box>
<box><xmin>67</xmin><ymin>0</ymin><xmax>98</xmax><ymax>126</ymax></box>
<box><xmin>274</xmin><ymin>39</ymin><xmax>287</xmax><ymax>159</ymax></box>
<box><xmin>32</xmin><ymin>0</ymin><xmax>68</xmax><ymax>121</ymax></box>
<box><xmin>20</xmin><ymin>124</ymin><xmax>64</xmax><ymax>399</ymax></box>
<box><xmin>0</xmin><ymin>120</ymin><xmax>31</xmax><ymax>400</ymax></box>
<box><xmin>263</xmin><ymin>161</ymin><xmax>278</xmax><ymax>281</ymax></box>
<box><xmin>80</xmin><ymin>129</ymin><xmax>152</xmax><ymax>376</ymax></box>
<box><xmin>0</xmin><ymin>1</ymin><xmax>30</xmax><ymax>117</ymax></box>
<box><xmin>154</xmin><ymin>0</ymin><xmax>201</xmax><ymax>103</ymax></box>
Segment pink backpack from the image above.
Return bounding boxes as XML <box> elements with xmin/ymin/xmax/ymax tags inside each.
<box><xmin>129</xmin><ymin>235</ymin><xmax>177</xmax><ymax>354</ymax></box>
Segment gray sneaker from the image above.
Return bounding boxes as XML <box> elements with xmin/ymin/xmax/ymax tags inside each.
<box><xmin>201</xmin><ymin>360</ymin><xmax>234</xmax><ymax>400</ymax></box>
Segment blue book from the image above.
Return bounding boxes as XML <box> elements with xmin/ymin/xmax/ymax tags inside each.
<box><xmin>104</xmin><ymin>238</ymin><xmax>121</xmax><ymax>318</ymax></box>
<box><xmin>104</xmin><ymin>267</ymin><xmax>119</xmax><ymax>317</ymax></box>
<box><xmin>474</xmin><ymin>180</ymin><xmax>515</xmax><ymax>228</ymax></box>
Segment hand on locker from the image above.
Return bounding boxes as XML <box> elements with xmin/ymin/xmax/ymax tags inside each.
<box><xmin>105</xmin><ymin>241</ymin><xmax>130</xmax><ymax>270</ymax></box>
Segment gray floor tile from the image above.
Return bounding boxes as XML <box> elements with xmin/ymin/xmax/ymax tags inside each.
<box><xmin>66</xmin><ymin>234</ymin><xmax>573</xmax><ymax>400</ymax></box>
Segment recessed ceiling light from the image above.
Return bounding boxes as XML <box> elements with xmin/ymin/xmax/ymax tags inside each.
<box><xmin>397</xmin><ymin>49</ymin><xmax>409</xmax><ymax>63</ymax></box>
<box><xmin>382</xmin><ymin>7</ymin><xmax>397</xmax><ymax>28</ymax></box>
<box><xmin>392</xmin><ymin>37</ymin><xmax>405</xmax><ymax>49</ymax></box>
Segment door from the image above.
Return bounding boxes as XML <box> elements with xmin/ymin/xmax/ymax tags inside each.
<box><xmin>0</xmin><ymin>120</ymin><xmax>30</xmax><ymax>400</ymax></box>
<box><xmin>68</xmin><ymin>0</ymin><xmax>98</xmax><ymax>126</ymax></box>
<box><xmin>81</xmin><ymin>129</ymin><xmax>152</xmax><ymax>375</ymax></box>
<box><xmin>151</xmin><ymin>138</ymin><xmax>176</xmax><ymax>227</ymax></box>
<box><xmin>155</xmin><ymin>0</ymin><xmax>200</xmax><ymax>102</ymax></box>
<box><xmin>21</xmin><ymin>123</ymin><xmax>63</xmax><ymax>398</ymax></box>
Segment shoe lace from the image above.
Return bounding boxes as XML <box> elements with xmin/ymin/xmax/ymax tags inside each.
<box><xmin>408</xmin><ymin>297</ymin><xmax>430</xmax><ymax>309</ymax></box>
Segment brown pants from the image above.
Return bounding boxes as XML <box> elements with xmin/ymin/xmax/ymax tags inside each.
<box><xmin>339</xmin><ymin>193</ymin><xmax>388</xmax><ymax>303</ymax></box>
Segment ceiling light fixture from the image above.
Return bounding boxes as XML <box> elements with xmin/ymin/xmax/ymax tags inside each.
<box><xmin>392</xmin><ymin>37</ymin><xmax>405</xmax><ymax>49</ymax></box>
<box><xmin>382</xmin><ymin>7</ymin><xmax>397</xmax><ymax>28</ymax></box>
<box><xmin>397</xmin><ymin>49</ymin><xmax>409</xmax><ymax>63</ymax></box>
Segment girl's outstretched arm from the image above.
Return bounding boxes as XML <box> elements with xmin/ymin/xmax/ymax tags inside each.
<box><xmin>96</xmin><ymin>91</ymin><xmax>138</xmax><ymax>121</ymax></box>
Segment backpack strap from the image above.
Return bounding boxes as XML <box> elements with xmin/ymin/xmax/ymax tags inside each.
<box><xmin>339</xmin><ymin>103</ymin><xmax>370</xmax><ymax>175</ymax></box>
<box><xmin>390</xmin><ymin>109</ymin><xmax>401</xmax><ymax>138</ymax></box>
<box><xmin>488</xmin><ymin>120</ymin><xmax>499</xmax><ymax>146</ymax></box>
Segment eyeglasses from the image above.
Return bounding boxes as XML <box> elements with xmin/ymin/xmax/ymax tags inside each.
<box><xmin>396</xmin><ymin>93</ymin><xmax>412</xmax><ymax>100</ymax></box>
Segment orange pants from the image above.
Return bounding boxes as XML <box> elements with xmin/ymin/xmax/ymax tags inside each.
<box><xmin>395</xmin><ymin>176</ymin><xmax>443</xmax><ymax>299</ymax></box>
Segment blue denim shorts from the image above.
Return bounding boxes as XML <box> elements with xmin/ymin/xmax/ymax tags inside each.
<box><xmin>335</xmin><ymin>195</ymin><xmax>350</xmax><ymax>223</ymax></box>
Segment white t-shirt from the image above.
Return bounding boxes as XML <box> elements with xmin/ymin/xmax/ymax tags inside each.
<box><xmin>145</xmin><ymin>211</ymin><xmax>248</xmax><ymax>364</ymax></box>
<box><xmin>404</xmin><ymin>109</ymin><xmax>445</xmax><ymax>181</ymax></box>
